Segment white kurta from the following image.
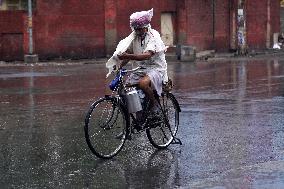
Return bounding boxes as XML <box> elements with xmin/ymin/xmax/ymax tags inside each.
<box><xmin>127</xmin><ymin>28</ymin><xmax>168</xmax><ymax>96</ymax></box>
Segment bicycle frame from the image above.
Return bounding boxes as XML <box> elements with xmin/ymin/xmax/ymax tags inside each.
<box><xmin>110</xmin><ymin>69</ymin><xmax>149</xmax><ymax>133</ymax></box>
<box><xmin>109</xmin><ymin>68</ymin><xmax>181</xmax><ymax>141</ymax></box>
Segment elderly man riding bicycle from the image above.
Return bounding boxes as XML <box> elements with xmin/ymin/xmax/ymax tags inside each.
<box><xmin>117</xmin><ymin>9</ymin><xmax>168</xmax><ymax>113</ymax></box>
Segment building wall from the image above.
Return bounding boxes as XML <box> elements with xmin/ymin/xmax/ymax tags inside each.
<box><xmin>281</xmin><ymin>7</ymin><xmax>284</xmax><ymax>32</ymax></box>
<box><xmin>186</xmin><ymin>0</ymin><xmax>213</xmax><ymax>50</ymax></box>
<box><xmin>34</xmin><ymin>0</ymin><xmax>177</xmax><ymax>59</ymax></box>
<box><xmin>270</xmin><ymin>0</ymin><xmax>280</xmax><ymax>44</ymax></box>
<box><xmin>185</xmin><ymin>0</ymin><xmax>231</xmax><ymax>51</ymax></box>
<box><xmin>214</xmin><ymin>0</ymin><xmax>230</xmax><ymax>51</ymax></box>
<box><xmin>246</xmin><ymin>0</ymin><xmax>280</xmax><ymax>49</ymax></box>
<box><xmin>246</xmin><ymin>0</ymin><xmax>267</xmax><ymax>49</ymax></box>
<box><xmin>34</xmin><ymin>0</ymin><xmax>105</xmax><ymax>59</ymax></box>
<box><xmin>0</xmin><ymin>0</ymin><xmax>281</xmax><ymax>61</ymax></box>
<box><xmin>0</xmin><ymin>11</ymin><xmax>25</xmax><ymax>61</ymax></box>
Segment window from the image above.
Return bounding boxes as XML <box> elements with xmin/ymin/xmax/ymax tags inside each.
<box><xmin>0</xmin><ymin>0</ymin><xmax>36</xmax><ymax>10</ymax></box>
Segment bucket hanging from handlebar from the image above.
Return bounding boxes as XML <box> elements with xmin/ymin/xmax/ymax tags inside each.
<box><xmin>125</xmin><ymin>89</ymin><xmax>142</xmax><ymax>113</ymax></box>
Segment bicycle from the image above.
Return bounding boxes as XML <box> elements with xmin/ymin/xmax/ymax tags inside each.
<box><xmin>84</xmin><ymin>67</ymin><xmax>181</xmax><ymax>159</ymax></box>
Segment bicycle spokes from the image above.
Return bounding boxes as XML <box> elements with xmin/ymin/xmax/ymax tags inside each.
<box><xmin>85</xmin><ymin>97</ymin><xmax>128</xmax><ymax>159</ymax></box>
<box><xmin>146</xmin><ymin>93</ymin><xmax>180</xmax><ymax>149</ymax></box>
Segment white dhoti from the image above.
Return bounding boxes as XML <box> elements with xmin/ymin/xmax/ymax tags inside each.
<box><xmin>126</xmin><ymin>68</ymin><xmax>164</xmax><ymax>96</ymax></box>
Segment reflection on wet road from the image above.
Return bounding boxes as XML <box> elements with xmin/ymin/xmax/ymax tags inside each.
<box><xmin>0</xmin><ymin>58</ymin><xmax>284</xmax><ymax>188</ymax></box>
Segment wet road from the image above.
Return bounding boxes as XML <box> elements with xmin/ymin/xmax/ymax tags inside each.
<box><xmin>0</xmin><ymin>58</ymin><xmax>284</xmax><ymax>188</ymax></box>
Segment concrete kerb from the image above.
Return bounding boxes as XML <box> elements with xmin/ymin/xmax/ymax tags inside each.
<box><xmin>1</xmin><ymin>49</ymin><xmax>284</xmax><ymax>67</ymax></box>
<box><xmin>203</xmin><ymin>49</ymin><xmax>284</xmax><ymax>62</ymax></box>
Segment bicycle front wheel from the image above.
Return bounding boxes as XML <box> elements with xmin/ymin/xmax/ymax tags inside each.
<box><xmin>146</xmin><ymin>92</ymin><xmax>180</xmax><ymax>149</ymax></box>
<box><xmin>84</xmin><ymin>96</ymin><xmax>128</xmax><ymax>159</ymax></box>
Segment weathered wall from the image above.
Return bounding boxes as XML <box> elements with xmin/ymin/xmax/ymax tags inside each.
<box><xmin>214</xmin><ymin>0</ymin><xmax>230</xmax><ymax>51</ymax></box>
<box><xmin>270</xmin><ymin>0</ymin><xmax>280</xmax><ymax>46</ymax></box>
<box><xmin>34</xmin><ymin>0</ymin><xmax>105</xmax><ymax>59</ymax></box>
<box><xmin>246</xmin><ymin>0</ymin><xmax>267</xmax><ymax>49</ymax></box>
<box><xmin>0</xmin><ymin>11</ymin><xmax>25</xmax><ymax>61</ymax></box>
<box><xmin>186</xmin><ymin>0</ymin><xmax>213</xmax><ymax>50</ymax></box>
<box><xmin>0</xmin><ymin>0</ymin><xmax>281</xmax><ymax>61</ymax></box>
<box><xmin>281</xmin><ymin>7</ymin><xmax>284</xmax><ymax>32</ymax></box>
<box><xmin>270</xmin><ymin>0</ymin><xmax>281</xmax><ymax>38</ymax></box>
<box><xmin>185</xmin><ymin>0</ymin><xmax>230</xmax><ymax>51</ymax></box>
<box><xmin>246</xmin><ymin>0</ymin><xmax>280</xmax><ymax>49</ymax></box>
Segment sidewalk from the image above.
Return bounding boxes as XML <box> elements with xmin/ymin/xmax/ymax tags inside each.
<box><xmin>0</xmin><ymin>58</ymin><xmax>108</xmax><ymax>66</ymax></box>
<box><xmin>165</xmin><ymin>47</ymin><xmax>284</xmax><ymax>63</ymax></box>
<box><xmin>1</xmin><ymin>49</ymin><xmax>284</xmax><ymax>66</ymax></box>
<box><xmin>199</xmin><ymin>48</ymin><xmax>284</xmax><ymax>61</ymax></box>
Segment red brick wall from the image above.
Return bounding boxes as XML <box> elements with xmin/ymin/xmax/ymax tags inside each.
<box><xmin>271</xmin><ymin>0</ymin><xmax>280</xmax><ymax>37</ymax></box>
<box><xmin>246</xmin><ymin>0</ymin><xmax>280</xmax><ymax>49</ymax></box>
<box><xmin>34</xmin><ymin>0</ymin><xmax>105</xmax><ymax>59</ymax></box>
<box><xmin>186</xmin><ymin>0</ymin><xmax>230</xmax><ymax>51</ymax></box>
<box><xmin>215</xmin><ymin>0</ymin><xmax>230</xmax><ymax>51</ymax></box>
<box><xmin>186</xmin><ymin>1</ymin><xmax>213</xmax><ymax>50</ymax></box>
<box><xmin>0</xmin><ymin>0</ymin><xmax>281</xmax><ymax>61</ymax></box>
<box><xmin>246</xmin><ymin>0</ymin><xmax>268</xmax><ymax>49</ymax></box>
<box><xmin>177</xmin><ymin>0</ymin><xmax>187</xmax><ymax>44</ymax></box>
<box><xmin>0</xmin><ymin>11</ymin><xmax>25</xmax><ymax>61</ymax></box>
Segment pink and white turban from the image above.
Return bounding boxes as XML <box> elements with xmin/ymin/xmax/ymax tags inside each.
<box><xmin>130</xmin><ymin>8</ymin><xmax>153</xmax><ymax>30</ymax></box>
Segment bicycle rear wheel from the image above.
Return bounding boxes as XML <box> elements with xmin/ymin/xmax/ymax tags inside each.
<box><xmin>146</xmin><ymin>92</ymin><xmax>180</xmax><ymax>149</ymax></box>
<box><xmin>84</xmin><ymin>96</ymin><xmax>128</xmax><ymax>159</ymax></box>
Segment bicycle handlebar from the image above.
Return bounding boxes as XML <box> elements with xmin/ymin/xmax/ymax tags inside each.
<box><xmin>124</xmin><ymin>66</ymin><xmax>141</xmax><ymax>73</ymax></box>
<box><xmin>118</xmin><ymin>66</ymin><xmax>143</xmax><ymax>74</ymax></box>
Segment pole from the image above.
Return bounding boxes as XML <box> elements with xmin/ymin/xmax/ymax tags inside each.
<box><xmin>24</xmin><ymin>0</ymin><xmax>38</xmax><ymax>63</ymax></box>
<box><xmin>212</xmin><ymin>0</ymin><xmax>215</xmax><ymax>49</ymax></box>
<box><xmin>237</xmin><ymin>0</ymin><xmax>247</xmax><ymax>55</ymax></box>
<box><xmin>28</xmin><ymin>0</ymin><xmax>33</xmax><ymax>54</ymax></box>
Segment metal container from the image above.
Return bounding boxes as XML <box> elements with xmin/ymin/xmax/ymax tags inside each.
<box><xmin>125</xmin><ymin>89</ymin><xmax>142</xmax><ymax>113</ymax></box>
